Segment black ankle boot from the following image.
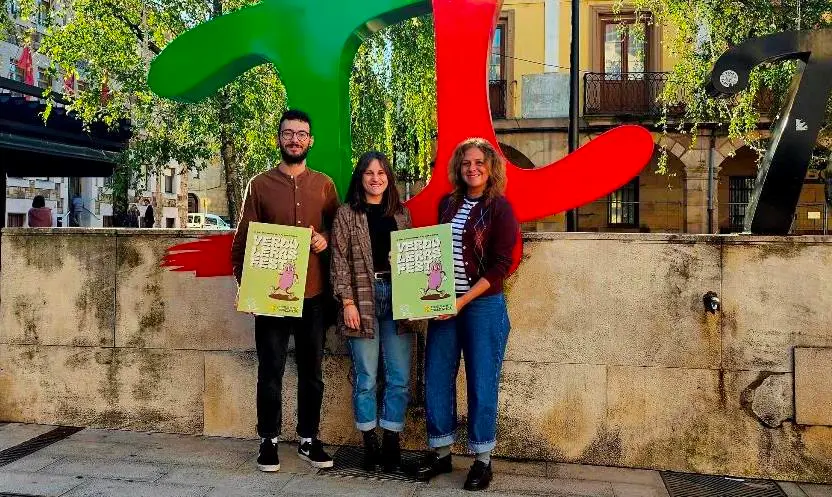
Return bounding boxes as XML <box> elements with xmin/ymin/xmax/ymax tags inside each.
<box><xmin>362</xmin><ymin>430</ymin><xmax>380</xmax><ymax>471</ymax></box>
<box><xmin>381</xmin><ymin>429</ymin><xmax>401</xmax><ymax>472</ymax></box>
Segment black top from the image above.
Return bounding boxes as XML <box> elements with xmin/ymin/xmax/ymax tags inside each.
<box><xmin>366</xmin><ymin>203</ymin><xmax>397</xmax><ymax>272</ymax></box>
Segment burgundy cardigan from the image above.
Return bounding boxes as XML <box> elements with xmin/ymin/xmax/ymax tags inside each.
<box><xmin>438</xmin><ymin>193</ymin><xmax>520</xmax><ymax>297</ymax></box>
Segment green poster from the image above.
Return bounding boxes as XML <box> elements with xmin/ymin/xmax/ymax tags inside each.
<box><xmin>391</xmin><ymin>224</ymin><xmax>456</xmax><ymax>320</ymax></box>
<box><xmin>237</xmin><ymin>222</ymin><xmax>312</xmax><ymax>317</ymax></box>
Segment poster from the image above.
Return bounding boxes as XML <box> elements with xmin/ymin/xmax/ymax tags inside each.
<box><xmin>237</xmin><ymin>222</ymin><xmax>311</xmax><ymax>317</ymax></box>
<box><xmin>391</xmin><ymin>224</ymin><xmax>456</xmax><ymax>320</ymax></box>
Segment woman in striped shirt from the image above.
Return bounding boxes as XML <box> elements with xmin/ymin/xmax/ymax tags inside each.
<box><xmin>410</xmin><ymin>138</ymin><xmax>520</xmax><ymax>491</ymax></box>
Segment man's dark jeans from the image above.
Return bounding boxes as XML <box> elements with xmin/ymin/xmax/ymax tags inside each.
<box><xmin>254</xmin><ymin>296</ymin><xmax>326</xmax><ymax>439</ymax></box>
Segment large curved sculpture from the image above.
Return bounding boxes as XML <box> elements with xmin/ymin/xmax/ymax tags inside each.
<box><xmin>706</xmin><ymin>29</ymin><xmax>832</xmax><ymax>234</ymax></box>
<box><xmin>149</xmin><ymin>0</ymin><xmax>655</xmax><ymax>275</ymax></box>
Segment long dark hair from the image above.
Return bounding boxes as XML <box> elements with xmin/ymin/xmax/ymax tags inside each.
<box><xmin>345</xmin><ymin>151</ymin><xmax>402</xmax><ymax>217</ymax></box>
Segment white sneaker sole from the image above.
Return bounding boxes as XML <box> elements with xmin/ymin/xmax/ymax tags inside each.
<box><xmin>298</xmin><ymin>452</ymin><xmax>334</xmax><ymax>469</ymax></box>
<box><xmin>257</xmin><ymin>463</ymin><xmax>280</xmax><ymax>472</ymax></box>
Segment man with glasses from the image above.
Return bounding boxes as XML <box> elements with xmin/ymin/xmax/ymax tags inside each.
<box><xmin>231</xmin><ymin>109</ymin><xmax>340</xmax><ymax>472</ymax></box>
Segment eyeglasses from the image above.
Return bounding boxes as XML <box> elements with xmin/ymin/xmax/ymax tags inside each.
<box><xmin>280</xmin><ymin>130</ymin><xmax>310</xmax><ymax>141</ymax></box>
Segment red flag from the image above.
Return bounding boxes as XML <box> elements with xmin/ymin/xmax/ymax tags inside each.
<box><xmin>16</xmin><ymin>46</ymin><xmax>35</xmax><ymax>86</ymax></box>
<box><xmin>63</xmin><ymin>73</ymin><xmax>75</xmax><ymax>95</ymax></box>
<box><xmin>100</xmin><ymin>77</ymin><xmax>111</xmax><ymax>105</ymax></box>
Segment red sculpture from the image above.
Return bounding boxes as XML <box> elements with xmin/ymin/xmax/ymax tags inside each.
<box><xmin>162</xmin><ymin>0</ymin><xmax>654</xmax><ymax>277</ymax></box>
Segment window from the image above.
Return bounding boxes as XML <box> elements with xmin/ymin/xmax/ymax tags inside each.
<box><xmin>8</xmin><ymin>58</ymin><xmax>24</xmax><ymax>82</ymax></box>
<box><xmin>102</xmin><ymin>215</ymin><xmax>113</xmax><ymax>227</ymax></box>
<box><xmin>103</xmin><ymin>175</ymin><xmax>114</xmax><ymax>187</ymax></box>
<box><xmin>187</xmin><ymin>193</ymin><xmax>199</xmax><ymax>213</ymax></box>
<box><xmin>37</xmin><ymin>0</ymin><xmax>51</xmax><ymax>25</ymax></box>
<box><xmin>164</xmin><ymin>172</ymin><xmax>174</xmax><ymax>193</ymax></box>
<box><xmin>7</xmin><ymin>0</ymin><xmax>20</xmax><ymax>17</ymax></box>
<box><xmin>608</xmin><ymin>177</ymin><xmax>639</xmax><ymax>226</ymax></box>
<box><xmin>600</xmin><ymin>13</ymin><xmax>650</xmax><ymax>78</ymax></box>
<box><xmin>729</xmin><ymin>176</ymin><xmax>755</xmax><ymax>232</ymax></box>
<box><xmin>488</xmin><ymin>18</ymin><xmax>509</xmax><ymax>119</ymax></box>
<box><xmin>490</xmin><ymin>21</ymin><xmax>506</xmax><ymax>81</ymax></box>
<box><xmin>165</xmin><ymin>218</ymin><xmax>175</xmax><ymax>228</ymax></box>
<box><xmin>37</xmin><ymin>67</ymin><xmax>53</xmax><ymax>90</ymax></box>
<box><xmin>205</xmin><ymin>216</ymin><xmax>218</xmax><ymax>226</ymax></box>
<box><xmin>7</xmin><ymin>213</ymin><xmax>25</xmax><ymax>227</ymax></box>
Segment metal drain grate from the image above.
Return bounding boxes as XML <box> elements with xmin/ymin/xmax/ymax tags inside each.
<box><xmin>0</xmin><ymin>426</ymin><xmax>84</xmax><ymax>467</ymax></box>
<box><xmin>661</xmin><ymin>472</ymin><xmax>787</xmax><ymax>497</ymax></box>
<box><xmin>325</xmin><ymin>446</ymin><xmax>426</xmax><ymax>483</ymax></box>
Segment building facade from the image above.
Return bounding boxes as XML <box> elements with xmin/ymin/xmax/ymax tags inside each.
<box><xmin>490</xmin><ymin>0</ymin><xmax>828</xmax><ymax>235</ymax></box>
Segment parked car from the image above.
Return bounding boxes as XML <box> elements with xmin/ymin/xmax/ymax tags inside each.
<box><xmin>187</xmin><ymin>213</ymin><xmax>231</xmax><ymax>230</ymax></box>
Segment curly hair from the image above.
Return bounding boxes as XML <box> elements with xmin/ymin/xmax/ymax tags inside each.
<box><xmin>448</xmin><ymin>138</ymin><xmax>506</xmax><ymax>202</ymax></box>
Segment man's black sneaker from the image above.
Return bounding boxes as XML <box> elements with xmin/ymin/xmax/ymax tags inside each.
<box><xmin>407</xmin><ymin>452</ymin><xmax>452</xmax><ymax>481</ymax></box>
<box><xmin>298</xmin><ymin>439</ymin><xmax>334</xmax><ymax>469</ymax></box>
<box><xmin>257</xmin><ymin>438</ymin><xmax>280</xmax><ymax>472</ymax></box>
<box><xmin>463</xmin><ymin>460</ymin><xmax>492</xmax><ymax>491</ymax></box>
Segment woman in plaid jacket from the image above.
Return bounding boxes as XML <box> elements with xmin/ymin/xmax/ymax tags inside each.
<box><xmin>330</xmin><ymin>151</ymin><xmax>415</xmax><ymax>473</ymax></box>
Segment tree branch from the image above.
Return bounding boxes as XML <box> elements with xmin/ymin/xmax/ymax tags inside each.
<box><xmin>100</xmin><ymin>1</ymin><xmax>162</xmax><ymax>55</ymax></box>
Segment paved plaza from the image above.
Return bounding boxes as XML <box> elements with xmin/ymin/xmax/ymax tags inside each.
<box><xmin>0</xmin><ymin>423</ymin><xmax>830</xmax><ymax>497</ymax></box>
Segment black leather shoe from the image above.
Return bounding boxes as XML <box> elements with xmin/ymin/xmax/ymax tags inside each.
<box><xmin>362</xmin><ymin>430</ymin><xmax>380</xmax><ymax>471</ymax></box>
<box><xmin>381</xmin><ymin>429</ymin><xmax>402</xmax><ymax>472</ymax></box>
<box><xmin>407</xmin><ymin>452</ymin><xmax>452</xmax><ymax>481</ymax></box>
<box><xmin>463</xmin><ymin>461</ymin><xmax>492</xmax><ymax>491</ymax></box>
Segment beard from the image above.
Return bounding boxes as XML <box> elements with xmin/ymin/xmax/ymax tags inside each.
<box><xmin>280</xmin><ymin>143</ymin><xmax>310</xmax><ymax>165</ymax></box>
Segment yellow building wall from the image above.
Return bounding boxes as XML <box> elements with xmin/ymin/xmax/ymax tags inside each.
<box><xmin>553</xmin><ymin>0</ymin><xmax>675</xmax><ymax>75</ymax></box>
<box><xmin>502</xmin><ymin>0</ymin><xmax>547</xmax><ymax>118</ymax></box>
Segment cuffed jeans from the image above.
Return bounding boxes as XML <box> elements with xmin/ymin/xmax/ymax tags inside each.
<box><xmin>254</xmin><ymin>295</ymin><xmax>325</xmax><ymax>439</ymax></box>
<box><xmin>347</xmin><ymin>280</ymin><xmax>412</xmax><ymax>432</ymax></box>
<box><xmin>425</xmin><ymin>292</ymin><xmax>510</xmax><ymax>453</ymax></box>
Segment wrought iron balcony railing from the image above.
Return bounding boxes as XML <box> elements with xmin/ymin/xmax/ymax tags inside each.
<box><xmin>584</xmin><ymin>72</ymin><xmax>777</xmax><ymax>118</ymax></box>
<box><xmin>584</xmin><ymin>72</ymin><xmax>682</xmax><ymax>116</ymax></box>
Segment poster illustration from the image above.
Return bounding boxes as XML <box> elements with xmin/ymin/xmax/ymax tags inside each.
<box><xmin>237</xmin><ymin>222</ymin><xmax>311</xmax><ymax>317</ymax></box>
<box><xmin>391</xmin><ymin>224</ymin><xmax>456</xmax><ymax>320</ymax></box>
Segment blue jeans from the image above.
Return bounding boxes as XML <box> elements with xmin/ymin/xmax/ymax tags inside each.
<box><xmin>347</xmin><ymin>280</ymin><xmax>412</xmax><ymax>432</ymax></box>
<box><xmin>425</xmin><ymin>293</ymin><xmax>510</xmax><ymax>453</ymax></box>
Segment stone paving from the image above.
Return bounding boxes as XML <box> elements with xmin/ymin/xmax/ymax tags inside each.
<box><xmin>0</xmin><ymin>423</ymin><xmax>830</xmax><ymax>497</ymax></box>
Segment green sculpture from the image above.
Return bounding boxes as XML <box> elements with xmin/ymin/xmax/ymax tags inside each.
<box><xmin>148</xmin><ymin>0</ymin><xmax>431</xmax><ymax>195</ymax></box>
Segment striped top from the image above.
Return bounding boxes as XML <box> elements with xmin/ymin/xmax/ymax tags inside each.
<box><xmin>451</xmin><ymin>198</ymin><xmax>479</xmax><ymax>293</ymax></box>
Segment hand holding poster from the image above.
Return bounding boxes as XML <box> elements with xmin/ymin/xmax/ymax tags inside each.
<box><xmin>237</xmin><ymin>222</ymin><xmax>312</xmax><ymax>317</ymax></box>
<box><xmin>391</xmin><ymin>224</ymin><xmax>456</xmax><ymax>320</ymax></box>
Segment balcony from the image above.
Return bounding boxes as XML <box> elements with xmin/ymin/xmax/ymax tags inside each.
<box><xmin>489</xmin><ymin>79</ymin><xmax>507</xmax><ymax>119</ymax></box>
<box><xmin>584</xmin><ymin>72</ymin><xmax>681</xmax><ymax>117</ymax></box>
<box><xmin>584</xmin><ymin>72</ymin><xmax>777</xmax><ymax>118</ymax></box>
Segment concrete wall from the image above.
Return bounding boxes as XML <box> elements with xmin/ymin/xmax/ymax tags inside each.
<box><xmin>1</xmin><ymin>229</ymin><xmax>832</xmax><ymax>482</ymax></box>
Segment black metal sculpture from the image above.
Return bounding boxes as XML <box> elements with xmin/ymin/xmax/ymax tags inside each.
<box><xmin>706</xmin><ymin>29</ymin><xmax>832</xmax><ymax>235</ymax></box>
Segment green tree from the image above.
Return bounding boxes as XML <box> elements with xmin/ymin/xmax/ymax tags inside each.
<box><xmin>351</xmin><ymin>15</ymin><xmax>437</xmax><ymax>185</ymax></box>
<box><xmin>618</xmin><ymin>0</ymin><xmax>832</xmax><ymax>170</ymax></box>
<box><xmin>6</xmin><ymin>0</ymin><xmax>436</xmax><ymax>218</ymax></box>
<box><xmin>10</xmin><ymin>0</ymin><xmax>285</xmax><ymax>226</ymax></box>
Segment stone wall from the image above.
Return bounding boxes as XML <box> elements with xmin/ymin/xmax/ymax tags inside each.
<box><xmin>1</xmin><ymin>229</ymin><xmax>831</xmax><ymax>482</ymax></box>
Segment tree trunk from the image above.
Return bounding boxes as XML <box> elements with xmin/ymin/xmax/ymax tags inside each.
<box><xmin>154</xmin><ymin>168</ymin><xmax>163</xmax><ymax>228</ymax></box>
<box><xmin>178</xmin><ymin>165</ymin><xmax>189</xmax><ymax>228</ymax></box>
<box><xmin>111</xmin><ymin>161</ymin><xmax>130</xmax><ymax>227</ymax></box>
<box><xmin>212</xmin><ymin>0</ymin><xmax>243</xmax><ymax>227</ymax></box>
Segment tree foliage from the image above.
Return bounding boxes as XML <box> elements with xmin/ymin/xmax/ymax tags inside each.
<box><xmin>4</xmin><ymin>0</ymin><xmax>285</xmax><ymax>224</ymax></box>
<box><xmin>618</xmin><ymin>0</ymin><xmax>832</xmax><ymax>169</ymax></box>
<box><xmin>4</xmin><ymin>0</ymin><xmax>437</xmax><ymax>217</ymax></box>
<box><xmin>351</xmin><ymin>15</ymin><xmax>437</xmax><ymax>183</ymax></box>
